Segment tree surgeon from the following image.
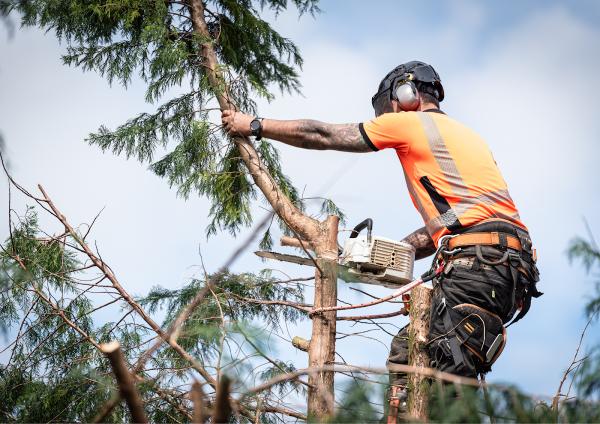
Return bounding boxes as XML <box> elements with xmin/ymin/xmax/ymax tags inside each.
<box><xmin>222</xmin><ymin>61</ymin><xmax>541</xmax><ymax>421</ymax></box>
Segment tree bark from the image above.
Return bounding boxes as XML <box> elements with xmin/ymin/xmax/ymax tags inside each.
<box><xmin>187</xmin><ymin>1</ymin><xmax>340</xmax><ymax>418</ymax></box>
<box><xmin>191</xmin><ymin>381</ymin><xmax>207</xmax><ymax>424</ymax></box>
<box><xmin>100</xmin><ymin>341</ymin><xmax>148</xmax><ymax>424</ymax></box>
<box><xmin>407</xmin><ymin>285</ymin><xmax>432</xmax><ymax>421</ymax></box>
<box><xmin>307</xmin><ymin>216</ymin><xmax>339</xmax><ymax>418</ymax></box>
<box><xmin>211</xmin><ymin>375</ymin><xmax>232</xmax><ymax>424</ymax></box>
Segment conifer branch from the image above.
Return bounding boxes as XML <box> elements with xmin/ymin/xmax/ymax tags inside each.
<box><xmin>187</xmin><ymin>0</ymin><xmax>323</xmax><ymax>248</ymax></box>
<box><xmin>36</xmin><ymin>184</ymin><xmax>218</xmax><ymax>389</ymax></box>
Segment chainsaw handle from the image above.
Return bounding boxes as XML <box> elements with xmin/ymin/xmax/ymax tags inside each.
<box><xmin>349</xmin><ymin>218</ymin><xmax>373</xmax><ymax>244</ymax></box>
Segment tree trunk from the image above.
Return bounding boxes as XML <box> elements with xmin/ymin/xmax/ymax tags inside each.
<box><xmin>188</xmin><ymin>1</ymin><xmax>339</xmax><ymax>419</ymax></box>
<box><xmin>407</xmin><ymin>285</ymin><xmax>432</xmax><ymax>421</ymax></box>
<box><xmin>307</xmin><ymin>216</ymin><xmax>339</xmax><ymax>418</ymax></box>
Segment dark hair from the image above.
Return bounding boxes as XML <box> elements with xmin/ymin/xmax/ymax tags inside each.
<box><xmin>416</xmin><ymin>82</ymin><xmax>440</xmax><ymax>108</ymax></box>
<box><xmin>420</xmin><ymin>91</ymin><xmax>440</xmax><ymax>108</ymax></box>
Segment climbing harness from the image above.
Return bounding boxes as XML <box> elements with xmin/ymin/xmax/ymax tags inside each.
<box><xmin>427</xmin><ymin>225</ymin><xmax>541</xmax><ymax>374</ymax></box>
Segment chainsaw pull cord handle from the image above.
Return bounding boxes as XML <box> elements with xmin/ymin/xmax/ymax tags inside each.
<box><xmin>349</xmin><ymin>218</ymin><xmax>373</xmax><ymax>244</ymax></box>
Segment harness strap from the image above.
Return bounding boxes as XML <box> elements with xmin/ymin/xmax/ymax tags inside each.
<box><xmin>436</xmin><ymin>297</ymin><xmax>465</xmax><ymax>367</ymax></box>
<box><xmin>448</xmin><ymin>232</ymin><xmax>522</xmax><ymax>251</ymax></box>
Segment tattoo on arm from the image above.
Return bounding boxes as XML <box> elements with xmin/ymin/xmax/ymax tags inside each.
<box><xmin>262</xmin><ymin>119</ymin><xmax>372</xmax><ymax>153</ymax></box>
<box><xmin>402</xmin><ymin>227</ymin><xmax>436</xmax><ymax>260</ymax></box>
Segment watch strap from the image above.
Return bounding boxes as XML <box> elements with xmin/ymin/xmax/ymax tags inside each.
<box><xmin>250</xmin><ymin>117</ymin><xmax>263</xmax><ymax>140</ymax></box>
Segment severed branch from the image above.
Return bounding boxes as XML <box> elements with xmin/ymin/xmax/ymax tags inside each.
<box><xmin>100</xmin><ymin>341</ymin><xmax>148</xmax><ymax>424</ymax></box>
<box><xmin>212</xmin><ymin>375</ymin><xmax>232</xmax><ymax>424</ymax></box>
<box><xmin>281</xmin><ymin>235</ymin><xmax>314</xmax><ymax>251</ymax></box>
<box><xmin>336</xmin><ymin>308</ymin><xmax>407</xmax><ymax>321</ymax></box>
<box><xmin>191</xmin><ymin>380</ymin><xmax>207</xmax><ymax>424</ymax></box>
<box><xmin>188</xmin><ymin>0</ymin><xmax>322</xmax><ymax>248</ymax></box>
<box><xmin>93</xmin><ymin>211</ymin><xmax>275</xmax><ymax>420</ymax></box>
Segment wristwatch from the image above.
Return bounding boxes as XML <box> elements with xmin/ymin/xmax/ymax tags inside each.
<box><xmin>250</xmin><ymin>117</ymin><xmax>263</xmax><ymax>140</ymax></box>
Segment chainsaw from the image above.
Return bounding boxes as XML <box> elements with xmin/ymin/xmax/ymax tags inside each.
<box><xmin>255</xmin><ymin>218</ymin><xmax>416</xmax><ymax>289</ymax></box>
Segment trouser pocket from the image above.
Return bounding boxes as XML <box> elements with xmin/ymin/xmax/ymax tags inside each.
<box><xmin>449</xmin><ymin>303</ymin><xmax>506</xmax><ymax>373</ymax></box>
<box><xmin>428</xmin><ymin>275</ymin><xmax>508</xmax><ymax>376</ymax></box>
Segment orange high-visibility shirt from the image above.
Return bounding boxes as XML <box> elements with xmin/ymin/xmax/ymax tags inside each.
<box><xmin>360</xmin><ymin>110</ymin><xmax>526</xmax><ymax>245</ymax></box>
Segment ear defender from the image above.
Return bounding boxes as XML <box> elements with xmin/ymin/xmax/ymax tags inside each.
<box><xmin>394</xmin><ymin>80</ymin><xmax>421</xmax><ymax>111</ymax></box>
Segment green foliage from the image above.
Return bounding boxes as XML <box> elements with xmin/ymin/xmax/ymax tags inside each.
<box><xmin>576</xmin><ymin>346</ymin><xmax>600</xmax><ymax>399</ymax></box>
<box><xmin>568</xmin><ymin>236</ymin><xmax>600</xmax><ymax>318</ymax></box>
<box><xmin>332</xmin><ymin>379</ymin><xmax>381</xmax><ymax>423</ymax></box>
<box><xmin>3</xmin><ymin>0</ymin><xmax>339</xmax><ymax>239</ymax></box>
<box><xmin>0</xmin><ymin>366</ymin><xmax>119</xmax><ymax>423</ymax></box>
<box><xmin>0</xmin><ymin>205</ymin><xmax>310</xmax><ymax>422</ymax></box>
<box><xmin>426</xmin><ymin>383</ymin><xmax>600</xmax><ymax>423</ymax></box>
<box><xmin>139</xmin><ymin>269</ymin><xmax>305</xmax><ymax>358</ymax></box>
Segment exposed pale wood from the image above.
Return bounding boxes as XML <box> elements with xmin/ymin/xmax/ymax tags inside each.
<box><xmin>281</xmin><ymin>235</ymin><xmax>314</xmax><ymax>250</ymax></box>
<box><xmin>100</xmin><ymin>342</ymin><xmax>148</xmax><ymax>424</ymax></box>
<box><xmin>187</xmin><ymin>1</ymin><xmax>341</xmax><ymax>418</ymax></box>
<box><xmin>407</xmin><ymin>285</ymin><xmax>432</xmax><ymax>421</ymax></box>
<box><xmin>292</xmin><ymin>336</ymin><xmax>310</xmax><ymax>352</ymax></box>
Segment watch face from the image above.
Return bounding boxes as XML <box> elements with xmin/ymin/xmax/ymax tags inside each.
<box><xmin>250</xmin><ymin>120</ymin><xmax>261</xmax><ymax>131</ymax></box>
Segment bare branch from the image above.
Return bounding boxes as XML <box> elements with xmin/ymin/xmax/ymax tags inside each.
<box><xmin>100</xmin><ymin>341</ymin><xmax>148</xmax><ymax>424</ymax></box>
<box><xmin>310</xmin><ymin>277</ymin><xmax>424</xmax><ymax>315</ymax></box>
<box><xmin>337</xmin><ymin>309</ymin><xmax>407</xmax><ymax>321</ymax></box>
<box><xmin>242</xmin><ymin>364</ymin><xmax>481</xmax><ymax>399</ymax></box>
<box><xmin>212</xmin><ymin>375</ymin><xmax>232</xmax><ymax>424</ymax></box>
<box><xmin>191</xmin><ymin>381</ymin><xmax>208</xmax><ymax>424</ymax></box>
<box><xmin>552</xmin><ymin>312</ymin><xmax>597</xmax><ymax>410</ymax></box>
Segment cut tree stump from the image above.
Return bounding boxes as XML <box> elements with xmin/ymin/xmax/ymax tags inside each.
<box><xmin>408</xmin><ymin>285</ymin><xmax>433</xmax><ymax>421</ymax></box>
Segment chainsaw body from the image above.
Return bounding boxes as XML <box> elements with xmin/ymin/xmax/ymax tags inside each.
<box><xmin>256</xmin><ymin>218</ymin><xmax>416</xmax><ymax>289</ymax></box>
<box><xmin>339</xmin><ymin>234</ymin><xmax>415</xmax><ymax>288</ymax></box>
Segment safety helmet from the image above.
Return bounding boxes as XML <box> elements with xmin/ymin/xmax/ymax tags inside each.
<box><xmin>371</xmin><ymin>61</ymin><xmax>444</xmax><ymax>116</ymax></box>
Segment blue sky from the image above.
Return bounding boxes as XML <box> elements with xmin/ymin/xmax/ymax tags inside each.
<box><xmin>1</xmin><ymin>0</ymin><xmax>599</xmax><ymax>402</ymax></box>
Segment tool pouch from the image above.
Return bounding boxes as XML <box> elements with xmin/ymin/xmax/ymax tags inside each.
<box><xmin>449</xmin><ymin>303</ymin><xmax>506</xmax><ymax>373</ymax></box>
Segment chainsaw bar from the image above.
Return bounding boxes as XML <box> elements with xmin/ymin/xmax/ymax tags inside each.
<box><xmin>255</xmin><ymin>251</ymin><xmax>409</xmax><ymax>289</ymax></box>
<box><xmin>254</xmin><ymin>251</ymin><xmax>318</xmax><ymax>267</ymax></box>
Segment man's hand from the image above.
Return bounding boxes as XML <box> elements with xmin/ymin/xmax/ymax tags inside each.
<box><xmin>221</xmin><ymin>109</ymin><xmax>253</xmax><ymax>136</ymax></box>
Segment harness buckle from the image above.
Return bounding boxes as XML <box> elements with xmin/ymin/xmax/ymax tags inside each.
<box><xmin>436</xmin><ymin>297</ymin><xmax>447</xmax><ymax>316</ymax></box>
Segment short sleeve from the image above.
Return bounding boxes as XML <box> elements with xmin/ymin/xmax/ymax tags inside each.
<box><xmin>359</xmin><ymin>112</ymin><xmax>422</xmax><ymax>155</ymax></box>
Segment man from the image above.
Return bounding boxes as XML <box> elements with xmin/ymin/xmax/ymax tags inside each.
<box><xmin>222</xmin><ymin>61</ymin><xmax>541</xmax><ymax>420</ymax></box>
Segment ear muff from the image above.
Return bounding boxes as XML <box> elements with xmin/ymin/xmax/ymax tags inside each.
<box><xmin>394</xmin><ymin>80</ymin><xmax>420</xmax><ymax>111</ymax></box>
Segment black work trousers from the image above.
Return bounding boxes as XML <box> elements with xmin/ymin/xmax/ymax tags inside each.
<box><xmin>387</xmin><ymin>250</ymin><xmax>519</xmax><ymax>387</ymax></box>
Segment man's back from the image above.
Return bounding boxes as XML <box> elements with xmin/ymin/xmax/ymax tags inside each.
<box><xmin>361</xmin><ymin>110</ymin><xmax>525</xmax><ymax>242</ymax></box>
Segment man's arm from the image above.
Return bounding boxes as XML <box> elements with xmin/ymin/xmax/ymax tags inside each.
<box><xmin>402</xmin><ymin>227</ymin><xmax>436</xmax><ymax>260</ymax></box>
<box><xmin>221</xmin><ymin>110</ymin><xmax>373</xmax><ymax>153</ymax></box>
